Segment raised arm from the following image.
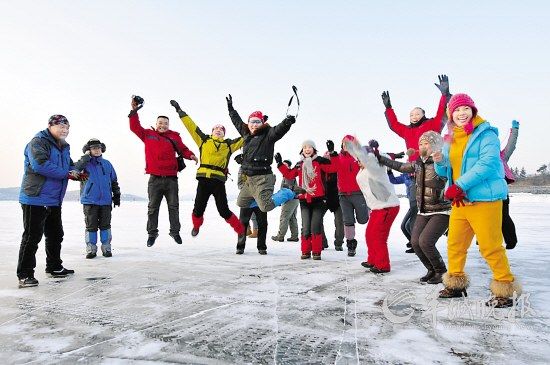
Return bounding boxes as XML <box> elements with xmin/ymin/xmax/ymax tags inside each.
<box><xmin>501</xmin><ymin>120</ymin><xmax>519</xmax><ymax>162</ymax></box>
<box><xmin>269</xmin><ymin>115</ymin><xmax>296</xmax><ymax>142</ymax></box>
<box><xmin>170</xmin><ymin>100</ymin><xmax>207</xmax><ymax>147</ymax></box>
<box><xmin>382</xmin><ymin>91</ymin><xmax>407</xmax><ymax>138</ymax></box>
<box><xmin>378</xmin><ymin>155</ymin><xmax>415</xmax><ymax>174</ymax></box>
<box><xmin>226</xmin><ymin>94</ymin><xmax>249</xmax><ymax>137</ymax></box>
<box><xmin>228</xmin><ymin>137</ymin><xmax>244</xmax><ymax>153</ymax></box>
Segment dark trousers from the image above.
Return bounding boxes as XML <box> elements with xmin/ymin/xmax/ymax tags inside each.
<box><xmin>502</xmin><ymin>196</ymin><xmax>517</xmax><ymax>248</ymax></box>
<box><xmin>300</xmin><ymin>200</ymin><xmax>325</xmax><ymax>237</ymax></box>
<box><xmin>147</xmin><ymin>175</ymin><xmax>180</xmax><ymax>236</ymax></box>
<box><xmin>17</xmin><ymin>204</ymin><xmax>64</xmax><ymax>279</ymax></box>
<box><xmin>237</xmin><ymin>207</ymin><xmax>268</xmax><ymax>250</ymax></box>
<box><xmin>193</xmin><ymin>178</ymin><xmax>232</xmax><ymax>219</ymax></box>
<box><xmin>321</xmin><ymin>205</ymin><xmax>345</xmax><ymax>246</ymax></box>
<box><xmin>410</xmin><ymin>214</ymin><xmax>448</xmax><ymax>273</ymax></box>
<box><xmin>401</xmin><ymin>203</ymin><xmax>418</xmax><ymax>242</ymax></box>
<box><xmin>83</xmin><ymin>204</ymin><xmax>112</xmax><ymax>231</ymax></box>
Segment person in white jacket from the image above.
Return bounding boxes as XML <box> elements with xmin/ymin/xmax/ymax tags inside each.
<box><xmin>345</xmin><ymin>138</ymin><xmax>400</xmax><ymax>273</ymax></box>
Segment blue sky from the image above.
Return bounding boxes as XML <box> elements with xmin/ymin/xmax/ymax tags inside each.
<box><xmin>1</xmin><ymin>1</ymin><xmax>548</xmax><ymax>196</ymax></box>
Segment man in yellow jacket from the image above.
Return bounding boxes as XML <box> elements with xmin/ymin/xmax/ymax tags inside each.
<box><xmin>170</xmin><ymin>100</ymin><xmax>245</xmax><ymax>237</ymax></box>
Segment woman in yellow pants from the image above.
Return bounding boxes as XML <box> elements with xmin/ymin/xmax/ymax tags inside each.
<box><xmin>433</xmin><ymin>93</ymin><xmax>521</xmax><ymax>308</ymax></box>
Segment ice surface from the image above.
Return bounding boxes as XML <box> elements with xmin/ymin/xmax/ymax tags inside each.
<box><xmin>0</xmin><ymin>195</ymin><xmax>549</xmax><ymax>364</ymax></box>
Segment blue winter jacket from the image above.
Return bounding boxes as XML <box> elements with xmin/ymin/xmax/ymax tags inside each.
<box><xmin>19</xmin><ymin>129</ymin><xmax>72</xmax><ymax>206</ymax></box>
<box><xmin>75</xmin><ymin>155</ymin><xmax>118</xmax><ymax>206</ymax></box>
<box><xmin>435</xmin><ymin>121</ymin><xmax>508</xmax><ymax>202</ymax></box>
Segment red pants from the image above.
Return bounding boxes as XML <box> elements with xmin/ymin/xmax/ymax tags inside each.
<box><xmin>365</xmin><ymin>206</ymin><xmax>400</xmax><ymax>271</ymax></box>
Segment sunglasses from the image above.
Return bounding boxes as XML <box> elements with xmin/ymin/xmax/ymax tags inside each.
<box><xmin>248</xmin><ymin>118</ymin><xmax>263</xmax><ymax>125</ymax></box>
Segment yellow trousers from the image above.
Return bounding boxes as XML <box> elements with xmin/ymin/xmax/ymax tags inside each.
<box><xmin>447</xmin><ymin>200</ymin><xmax>514</xmax><ymax>283</ymax></box>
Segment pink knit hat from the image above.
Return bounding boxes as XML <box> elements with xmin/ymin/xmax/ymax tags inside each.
<box><xmin>447</xmin><ymin>93</ymin><xmax>477</xmax><ymax>117</ymax></box>
<box><xmin>447</xmin><ymin>93</ymin><xmax>477</xmax><ymax>135</ymax></box>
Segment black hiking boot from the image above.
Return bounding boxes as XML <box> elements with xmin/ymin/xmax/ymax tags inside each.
<box><xmin>427</xmin><ymin>272</ymin><xmax>445</xmax><ymax>285</ymax></box>
<box><xmin>335</xmin><ymin>244</ymin><xmax>343</xmax><ymax>251</ymax></box>
<box><xmin>147</xmin><ymin>234</ymin><xmax>158</xmax><ymax>247</ymax></box>
<box><xmin>301</xmin><ymin>253</ymin><xmax>311</xmax><ymax>259</ymax></box>
<box><xmin>420</xmin><ymin>270</ymin><xmax>435</xmax><ymax>283</ymax></box>
<box><xmin>103</xmin><ymin>251</ymin><xmax>113</xmax><ymax>258</ymax></box>
<box><xmin>258</xmin><ymin>249</ymin><xmax>267</xmax><ymax>255</ymax></box>
<box><xmin>287</xmin><ymin>237</ymin><xmax>299</xmax><ymax>242</ymax></box>
<box><xmin>18</xmin><ymin>277</ymin><xmax>39</xmax><ymax>288</ymax></box>
<box><xmin>191</xmin><ymin>228</ymin><xmax>199</xmax><ymax>237</ymax></box>
<box><xmin>361</xmin><ymin>262</ymin><xmax>374</xmax><ymax>269</ymax></box>
<box><xmin>271</xmin><ymin>236</ymin><xmax>284</xmax><ymax>242</ymax></box>
<box><xmin>346</xmin><ymin>239</ymin><xmax>357</xmax><ymax>257</ymax></box>
<box><xmin>86</xmin><ymin>252</ymin><xmax>97</xmax><ymax>259</ymax></box>
<box><xmin>370</xmin><ymin>266</ymin><xmax>390</xmax><ymax>274</ymax></box>
<box><xmin>46</xmin><ymin>267</ymin><xmax>74</xmax><ymax>277</ymax></box>
<box><xmin>236</xmin><ymin>248</ymin><xmax>244</xmax><ymax>255</ymax></box>
<box><xmin>170</xmin><ymin>233</ymin><xmax>183</xmax><ymax>244</ymax></box>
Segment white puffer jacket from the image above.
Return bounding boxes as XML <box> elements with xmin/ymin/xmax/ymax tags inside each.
<box><xmin>352</xmin><ymin>148</ymin><xmax>400</xmax><ymax>210</ymax></box>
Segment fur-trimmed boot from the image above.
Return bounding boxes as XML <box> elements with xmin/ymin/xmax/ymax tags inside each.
<box><xmin>439</xmin><ymin>273</ymin><xmax>469</xmax><ymax>298</ymax></box>
<box><xmin>487</xmin><ymin>279</ymin><xmax>522</xmax><ymax>308</ymax></box>
<box><xmin>226</xmin><ymin>213</ymin><xmax>245</xmax><ymax>235</ymax></box>
<box><xmin>191</xmin><ymin>214</ymin><xmax>204</xmax><ymax>237</ymax></box>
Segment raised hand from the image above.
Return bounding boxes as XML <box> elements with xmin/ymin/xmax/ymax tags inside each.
<box><xmin>381</xmin><ymin>91</ymin><xmax>392</xmax><ymax>109</ymax></box>
<box><xmin>274</xmin><ymin>152</ymin><xmax>283</xmax><ymax>165</ymax></box>
<box><xmin>170</xmin><ymin>100</ymin><xmax>181</xmax><ymax>111</ymax></box>
<box><xmin>326</xmin><ymin>140</ymin><xmax>335</xmax><ymax>153</ymax></box>
<box><xmin>512</xmin><ymin>120</ymin><xmax>520</xmax><ymax>129</ymax></box>
<box><xmin>226</xmin><ymin>94</ymin><xmax>234</xmax><ymax>112</ymax></box>
<box><xmin>434</xmin><ymin>74</ymin><xmax>450</xmax><ymax>96</ymax></box>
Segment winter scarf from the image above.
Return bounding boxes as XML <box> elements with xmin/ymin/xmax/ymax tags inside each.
<box><xmin>301</xmin><ymin>154</ymin><xmax>318</xmax><ymax>194</ymax></box>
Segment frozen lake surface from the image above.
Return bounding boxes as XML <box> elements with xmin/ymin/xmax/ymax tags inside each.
<box><xmin>0</xmin><ymin>195</ymin><xmax>549</xmax><ymax>364</ymax></box>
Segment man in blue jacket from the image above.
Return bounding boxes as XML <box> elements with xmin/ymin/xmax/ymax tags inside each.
<box><xmin>17</xmin><ymin>115</ymin><xmax>81</xmax><ymax>288</ymax></box>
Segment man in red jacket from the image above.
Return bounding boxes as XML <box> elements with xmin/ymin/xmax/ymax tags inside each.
<box><xmin>129</xmin><ymin>96</ymin><xmax>197</xmax><ymax>247</ymax></box>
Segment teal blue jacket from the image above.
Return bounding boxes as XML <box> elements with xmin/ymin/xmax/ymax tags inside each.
<box><xmin>435</xmin><ymin>121</ymin><xmax>508</xmax><ymax>202</ymax></box>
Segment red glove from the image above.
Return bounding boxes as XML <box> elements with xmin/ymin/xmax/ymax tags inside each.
<box><xmin>67</xmin><ymin>171</ymin><xmax>89</xmax><ymax>181</ymax></box>
<box><xmin>445</xmin><ymin>184</ymin><xmax>466</xmax><ymax>207</ymax></box>
<box><xmin>78</xmin><ymin>172</ymin><xmax>89</xmax><ymax>181</ymax></box>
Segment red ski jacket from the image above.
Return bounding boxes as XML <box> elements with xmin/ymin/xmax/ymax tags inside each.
<box><xmin>329</xmin><ymin>151</ymin><xmax>361</xmax><ymax>195</ymax></box>
<box><xmin>384</xmin><ymin>94</ymin><xmax>447</xmax><ymax>162</ymax></box>
<box><xmin>278</xmin><ymin>156</ymin><xmax>336</xmax><ymax>203</ymax></box>
<box><xmin>130</xmin><ymin>113</ymin><xmax>194</xmax><ymax>176</ymax></box>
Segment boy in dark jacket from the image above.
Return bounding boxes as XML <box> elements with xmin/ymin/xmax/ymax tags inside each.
<box><xmin>74</xmin><ymin>139</ymin><xmax>121</xmax><ymax>258</ymax></box>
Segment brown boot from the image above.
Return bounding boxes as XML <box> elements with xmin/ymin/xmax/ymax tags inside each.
<box><xmin>249</xmin><ymin>229</ymin><xmax>258</xmax><ymax>238</ymax></box>
<box><xmin>439</xmin><ymin>273</ymin><xmax>469</xmax><ymax>298</ymax></box>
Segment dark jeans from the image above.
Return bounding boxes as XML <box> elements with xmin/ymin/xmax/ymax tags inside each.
<box><xmin>147</xmin><ymin>175</ymin><xmax>180</xmax><ymax>236</ymax></box>
<box><xmin>17</xmin><ymin>204</ymin><xmax>64</xmax><ymax>279</ymax></box>
<box><xmin>83</xmin><ymin>204</ymin><xmax>112</xmax><ymax>231</ymax></box>
<box><xmin>300</xmin><ymin>200</ymin><xmax>325</xmax><ymax>237</ymax></box>
<box><xmin>410</xmin><ymin>214</ymin><xmax>448</xmax><ymax>273</ymax></box>
<box><xmin>401</xmin><ymin>203</ymin><xmax>418</xmax><ymax>242</ymax></box>
<box><xmin>322</xmin><ymin>205</ymin><xmax>344</xmax><ymax>245</ymax></box>
<box><xmin>502</xmin><ymin>196</ymin><xmax>517</xmax><ymax>248</ymax></box>
<box><xmin>237</xmin><ymin>207</ymin><xmax>268</xmax><ymax>250</ymax></box>
<box><xmin>193</xmin><ymin>177</ymin><xmax>232</xmax><ymax>219</ymax></box>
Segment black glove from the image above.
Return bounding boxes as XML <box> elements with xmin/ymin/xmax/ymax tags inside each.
<box><xmin>388</xmin><ymin>151</ymin><xmax>405</xmax><ymax>160</ymax></box>
<box><xmin>326</xmin><ymin>140</ymin><xmax>335</xmax><ymax>153</ymax></box>
<box><xmin>434</xmin><ymin>74</ymin><xmax>450</xmax><ymax>96</ymax></box>
<box><xmin>285</xmin><ymin>115</ymin><xmax>296</xmax><ymax>124</ymax></box>
<box><xmin>226</xmin><ymin>94</ymin><xmax>234</xmax><ymax>112</ymax></box>
<box><xmin>274</xmin><ymin>152</ymin><xmax>282</xmax><ymax>165</ymax></box>
<box><xmin>381</xmin><ymin>91</ymin><xmax>392</xmax><ymax>109</ymax></box>
<box><xmin>112</xmin><ymin>195</ymin><xmax>121</xmax><ymax>208</ymax></box>
<box><xmin>170</xmin><ymin>100</ymin><xmax>186</xmax><ymax>118</ymax></box>
<box><xmin>234</xmin><ymin>154</ymin><xmax>243</xmax><ymax>165</ymax></box>
<box><xmin>368</xmin><ymin>139</ymin><xmax>379</xmax><ymax>149</ymax></box>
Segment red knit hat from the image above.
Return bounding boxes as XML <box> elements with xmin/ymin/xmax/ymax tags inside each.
<box><xmin>447</xmin><ymin>93</ymin><xmax>477</xmax><ymax>117</ymax></box>
<box><xmin>342</xmin><ymin>135</ymin><xmax>356</xmax><ymax>144</ymax></box>
<box><xmin>248</xmin><ymin>111</ymin><xmax>264</xmax><ymax>122</ymax></box>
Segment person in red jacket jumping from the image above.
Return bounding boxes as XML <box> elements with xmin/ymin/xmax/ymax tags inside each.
<box><xmin>326</xmin><ymin>135</ymin><xmax>370</xmax><ymax>257</ymax></box>
<box><xmin>128</xmin><ymin>96</ymin><xmax>197</xmax><ymax>247</ymax></box>
<box><xmin>277</xmin><ymin>140</ymin><xmax>336</xmax><ymax>260</ymax></box>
